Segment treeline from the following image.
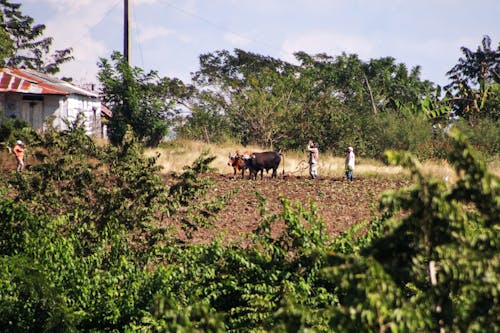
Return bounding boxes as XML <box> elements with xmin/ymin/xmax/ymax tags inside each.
<box><xmin>98</xmin><ymin>37</ymin><xmax>499</xmax><ymax>160</ymax></box>
<box><xmin>0</xmin><ymin>120</ymin><xmax>498</xmax><ymax>332</ymax></box>
<box><xmin>1</xmin><ymin>1</ymin><xmax>498</xmax><ymax>159</ymax></box>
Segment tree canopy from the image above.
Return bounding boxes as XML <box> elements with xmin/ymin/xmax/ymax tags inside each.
<box><xmin>98</xmin><ymin>51</ymin><xmax>175</xmax><ymax>147</ymax></box>
<box><xmin>0</xmin><ymin>0</ymin><xmax>73</xmax><ymax>74</ymax></box>
<box><xmin>445</xmin><ymin>35</ymin><xmax>500</xmax><ymax>119</ymax></box>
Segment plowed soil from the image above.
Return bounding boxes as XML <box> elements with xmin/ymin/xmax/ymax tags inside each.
<box><xmin>172</xmin><ymin>173</ymin><xmax>411</xmax><ymax>245</ymax></box>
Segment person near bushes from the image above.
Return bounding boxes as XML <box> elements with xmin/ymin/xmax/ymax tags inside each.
<box><xmin>13</xmin><ymin>140</ymin><xmax>25</xmax><ymax>172</ymax></box>
<box><xmin>307</xmin><ymin>140</ymin><xmax>319</xmax><ymax>179</ymax></box>
<box><xmin>345</xmin><ymin>146</ymin><xmax>355</xmax><ymax>181</ymax></box>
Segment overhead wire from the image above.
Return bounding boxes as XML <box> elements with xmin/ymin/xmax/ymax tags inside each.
<box><xmin>131</xmin><ymin>0</ymin><xmax>145</xmax><ymax>68</ymax></box>
<box><xmin>161</xmin><ymin>0</ymin><xmax>282</xmax><ymax>55</ymax></box>
<box><xmin>67</xmin><ymin>0</ymin><xmax>122</xmax><ymax>50</ymax></box>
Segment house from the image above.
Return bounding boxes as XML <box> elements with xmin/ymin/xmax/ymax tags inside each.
<box><xmin>0</xmin><ymin>68</ymin><xmax>110</xmax><ymax>138</ymax></box>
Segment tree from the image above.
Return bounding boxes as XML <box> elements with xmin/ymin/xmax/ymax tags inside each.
<box><xmin>445</xmin><ymin>35</ymin><xmax>500</xmax><ymax>119</ymax></box>
<box><xmin>193</xmin><ymin>49</ymin><xmax>298</xmax><ymax>147</ymax></box>
<box><xmin>98</xmin><ymin>51</ymin><xmax>174</xmax><ymax>147</ymax></box>
<box><xmin>323</xmin><ymin>128</ymin><xmax>499</xmax><ymax>331</ymax></box>
<box><xmin>187</xmin><ymin>48</ymin><xmax>437</xmax><ymax>155</ymax></box>
<box><xmin>0</xmin><ymin>0</ymin><xmax>73</xmax><ymax>74</ymax></box>
<box><xmin>0</xmin><ymin>25</ymin><xmax>13</xmax><ymax>64</ymax></box>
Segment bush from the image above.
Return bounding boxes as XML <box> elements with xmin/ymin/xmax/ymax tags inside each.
<box><xmin>456</xmin><ymin>117</ymin><xmax>500</xmax><ymax>157</ymax></box>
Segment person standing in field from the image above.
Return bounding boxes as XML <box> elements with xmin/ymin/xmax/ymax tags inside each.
<box><xmin>13</xmin><ymin>140</ymin><xmax>25</xmax><ymax>172</ymax></box>
<box><xmin>307</xmin><ymin>140</ymin><xmax>319</xmax><ymax>179</ymax></box>
<box><xmin>345</xmin><ymin>146</ymin><xmax>355</xmax><ymax>181</ymax></box>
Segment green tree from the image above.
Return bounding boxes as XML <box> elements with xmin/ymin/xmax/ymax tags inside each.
<box><xmin>192</xmin><ymin>49</ymin><xmax>298</xmax><ymax>147</ymax></box>
<box><xmin>187</xmin><ymin>48</ymin><xmax>437</xmax><ymax>155</ymax></box>
<box><xmin>0</xmin><ymin>25</ymin><xmax>13</xmax><ymax>64</ymax></box>
<box><xmin>98</xmin><ymin>51</ymin><xmax>174</xmax><ymax>147</ymax></box>
<box><xmin>322</xmin><ymin>128</ymin><xmax>499</xmax><ymax>331</ymax></box>
<box><xmin>445</xmin><ymin>35</ymin><xmax>500</xmax><ymax>119</ymax></box>
<box><xmin>0</xmin><ymin>0</ymin><xmax>73</xmax><ymax>74</ymax></box>
<box><xmin>228</xmin><ymin>70</ymin><xmax>294</xmax><ymax>149</ymax></box>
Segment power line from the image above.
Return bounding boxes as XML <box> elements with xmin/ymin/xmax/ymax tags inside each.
<box><xmin>161</xmin><ymin>0</ymin><xmax>281</xmax><ymax>54</ymax></box>
<box><xmin>68</xmin><ymin>0</ymin><xmax>121</xmax><ymax>49</ymax></box>
<box><xmin>131</xmin><ymin>0</ymin><xmax>145</xmax><ymax>68</ymax></box>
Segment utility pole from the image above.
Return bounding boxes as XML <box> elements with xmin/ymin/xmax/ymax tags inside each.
<box><xmin>124</xmin><ymin>0</ymin><xmax>130</xmax><ymax>65</ymax></box>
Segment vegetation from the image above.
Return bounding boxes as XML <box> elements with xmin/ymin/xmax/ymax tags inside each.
<box><xmin>0</xmin><ymin>5</ymin><xmax>499</xmax><ymax>331</ymax></box>
<box><xmin>0</xmin><ymin>0</ymin><xmax>73</xmax><ymax>74</ymax></box>
<box><xmin>1</xmin><ymin>118</ymin><xmax>498</xmax><ymax>331</ymax></box>
<box><xmin>164</xmin><ymin>38</ymin><xmax>499</xmax><ymax>160</ymax></box>
<box><xmin>98</xmin><ymin>52</ymin><xmax>176</xmax><ymax>147</ymax></box>
<box><xmin>445</xmin><ymin>35</ymin><xmax>500</xmax><ymax>121</ymax></box>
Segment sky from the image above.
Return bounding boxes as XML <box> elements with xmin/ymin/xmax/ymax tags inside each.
<box><xmin>19</xmin><ymin>0</ymin><xmax>500</xmax><ymax>88</ymax></box>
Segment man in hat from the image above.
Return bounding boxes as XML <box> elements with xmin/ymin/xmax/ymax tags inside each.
<box><xmin>345</xmin><ymin>146</ymin><xmax>355</xmax><ymax>181</ymax></box>
<box><xmin>307</xmin><ymin>140</ymin><xmax>319</xmax><ymax>179</ymax></box>
<box><xmin>13</xmin><ymin>140</ymin><xmax>25</xmax><ymax>172</ymax></box>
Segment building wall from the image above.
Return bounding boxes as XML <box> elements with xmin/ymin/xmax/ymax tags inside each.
<box><xmin>0</xmin><ymin>93</ymin><xmax>103</xmax><ymax>138</ymax></box>
<box><xmin>65</xmin><ymin>95</ymin><xmax>102</xmax><ymax>137</ymax></box>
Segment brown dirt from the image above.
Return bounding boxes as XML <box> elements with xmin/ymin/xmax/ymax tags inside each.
<box><xmin>1</xmin><ymin>151</ymin><xmax>411</xmax><ymax>247</ymax></box>
<box><xmin>171</xmin><ymin>172</ymin><xmax>411</xmax><ymax>245</ymax></box>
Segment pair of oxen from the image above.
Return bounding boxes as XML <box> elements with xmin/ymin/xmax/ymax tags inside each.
<box><xmin>227</xmin><ymin>150</ymin><xmax>282</xmax><ymax>180</ymax></box>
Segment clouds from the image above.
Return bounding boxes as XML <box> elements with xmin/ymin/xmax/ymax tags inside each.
<box><xmin>19</xmin><ymin>0</ymin><xmax>500</xmax><ymax>86</ymax></box>
<box><xmin>281</xmin><ymin>31</ymin><xmax>374</xmax><ymax>63</ymax></box>
<box><xmin>223</xmin><ymin>32</ymin><xmax>251</xmax><ymax>48</ymax></box>
<box><xmin>26</xmin><ymin>0</ymin><xmax>122</xmax><ymax>82</ymax></box>
<box><xmin>136</xmin><ymin>25</ymin><xmax>174</xmax><ymax>43</ymax></box>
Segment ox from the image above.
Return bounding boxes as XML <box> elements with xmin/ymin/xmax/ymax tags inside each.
<box><xmin>227</xmin><ymin>150</ymin><xmax>252</xmax><ymax>179</ymax></box>
<box><xmin>243</xmin><ymin>151</ymin><xmax>282</xmax><ymax>180</ymax></box>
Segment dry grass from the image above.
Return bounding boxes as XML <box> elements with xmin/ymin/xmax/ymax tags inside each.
<box><xmin>145</xmin><ymin>139</ymin><xmax>500</xmax><ymax>180</ymax></box>
<box><xmin>145</xmin><ymin>140</ymin><xmax>407</xmax><ymax>178</ymax></box>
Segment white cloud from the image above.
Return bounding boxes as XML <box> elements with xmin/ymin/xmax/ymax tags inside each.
<box><xmin>32</xmin><ymin>1</ymin><xmax>121</xmax><ymax>82</ymax></box>
<box><xmin>137</xmin><ymin>25</ymin><xmax>174</xmax><ymax>43</ymax></box>
<box><xmin>223</xmin><ymin>32</ymin><xmax>251</xmax><ymax>47</ymax></box>
<box><xmin>281</xmin><ymin>31</ymin><xmax>374</xmax><ymax>62</ymax></box>
<box><xmin>134</xmin><ymin>0</ymin><xmax>161</xmax><ymax>5</ymax></box>
<box><xmin>45</xmin><ymin>0</ymin><xmax>118</xmax><ymax>15</ymax></box>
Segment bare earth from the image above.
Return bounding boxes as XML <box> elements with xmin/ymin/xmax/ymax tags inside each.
<box><xmin>1</xmin><ymin>152</ymin><xmax>411</xmax><ymax>246</ymax></box>
<box><xmin>171</xmin><ymin>172</ymin><xmax>411</xmax><ymax>245</ymax></box>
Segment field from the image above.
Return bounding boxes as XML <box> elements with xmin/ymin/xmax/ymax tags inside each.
<box><xmin>3</xmin><ymin>139</ymin><xmax>497</xmax><ymax>247</ymax></box>
<box><xmin>145</xmin><ymin>139</ymin><xmax>500</xmax><ymax>245</ymax></box>
<box><xmin>169</xmin><ymin>172</ymin><xmax>411</xmax><ymax>246</ymax></box>
<box><xmin>143</xmin><ymin>140</ymin><xmax>415</xmax><ymax>244</ymax></box>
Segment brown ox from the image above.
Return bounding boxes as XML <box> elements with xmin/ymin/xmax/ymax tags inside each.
<box><xmin>227</xmin><ymin>150</ymin><xmax>252</xmax><ymax>179</ymax></box>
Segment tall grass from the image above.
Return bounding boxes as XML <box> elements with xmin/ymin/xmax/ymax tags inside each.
<box><xmin>145</xmin><ymin>139</ymin><xmax>409</xmax><ymax>178</ymax></box>
<box><xmin>145</xmin><ymin>139</ymin><xmax>500</xmax><ymax>180</ymax></box>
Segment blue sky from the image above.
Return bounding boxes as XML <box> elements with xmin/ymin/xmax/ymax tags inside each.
<box><xmin>20</xmin><ymin>0</ymin><xmax>499</xmax><ymax>87</ymax></box>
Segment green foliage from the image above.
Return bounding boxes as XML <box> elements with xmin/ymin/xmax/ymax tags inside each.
<box><xmin>1</xmin><ymin>121</ymin><xmax>498</xmax><ymax>332</ymax></box>
<box><xmin>0</xmin><ymin>25</ymin><xmax>13</xmax><ymax>64</ymax></box>
<box><xmin>168</xmin><ymin>150</ymin><xmax>217</xmax><ymax>208</ymax></box>
<box><xmin>5</xmin><ymin>119</ymin><xmax>170</xmax><ymax>262</ymax></box>
<box><xmin>0</xmin><ymin>116</ymin><xmax>39</xmax><ymax>148</ymax></box>
<box><xmin>171</xmin><ymin>44</ymin><xmax>499</xmax><ymax>159</ymax></box>
<box><xmin>187</xmin><ymin>49</ymin><xmax>439</xmax><ymax>155</ymax></box>
<box><xmin>445</xmin><ymin>35</ymin><xmax>500</xmax><ymax>119</ymax></box>
<box><xmin>0</xmin><ymin>0</ymin><xmax>73</xmax><ymax>74</ymax></box>
<box><xmin>175</xmin><ymin>102</ymin><xmax>232</xmax><ymax>144</ymax></box>
<box><xmin>455</xmin><ymin>116</ymin><xmax>500</xmax><ymax>156</ymax></box>
<box><xmin>98</xmin><ymin>51</ymin><xmax>174</xmax><ymax>147</ymax></box>
<box><xmin>321</xmin><ymin>128</ymin><xmax>499</xmax><ymax>331</ymax></box>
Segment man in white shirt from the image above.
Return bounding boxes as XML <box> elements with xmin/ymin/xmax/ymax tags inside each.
<box><xmin>345</xmin><ymin>146</ymin><xmax>355</xmax><ymax>181</ymax></box>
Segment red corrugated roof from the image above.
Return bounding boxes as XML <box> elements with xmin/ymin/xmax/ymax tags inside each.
<box><xmin>0</xmin><ymin>68</ymin><xmax>99</xmax><ymax>97</ymax></box>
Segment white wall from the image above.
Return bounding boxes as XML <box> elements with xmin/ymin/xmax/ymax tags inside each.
<box><xmin>1</xmin><ymin>93</ymin><xmax>103</xmax><ymax>138</ymax></box>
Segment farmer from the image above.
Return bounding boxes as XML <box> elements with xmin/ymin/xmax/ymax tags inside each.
<box><xmin>345</xmin><ymin>146</ymin><xmax>355</xmax><ymax>181</ymax></box>
<box><xmin>307</xmin><ymin>140</ymin><xmax>319</xmax><ymax>179</ymax></box>
<box><xmin>13</xmin><ymin>140</ymin><xmax>25</xmax><ymax>172</ymax></box>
